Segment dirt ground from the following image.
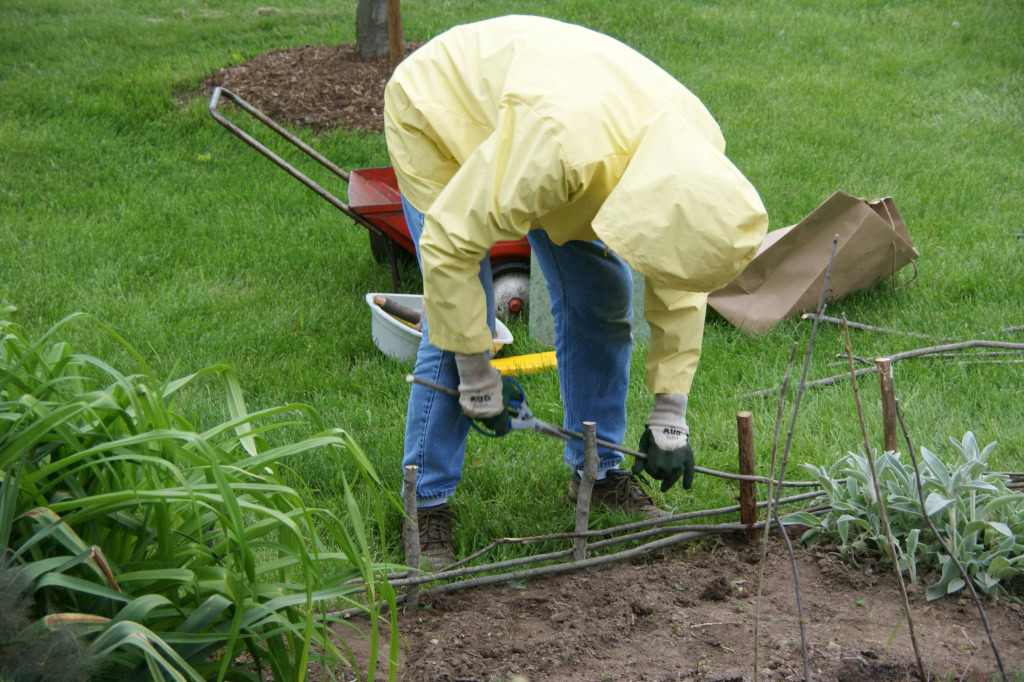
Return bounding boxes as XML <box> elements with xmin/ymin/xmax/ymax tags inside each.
<box><xmin>335</xmin><ymin>533</ymin><xmax>1024</xmax><ymax>682</ymax></box>
<box><xmin>200</xmin><ymin>46</ymin><xmax>1024</xmax><ymax>681</ymax></box>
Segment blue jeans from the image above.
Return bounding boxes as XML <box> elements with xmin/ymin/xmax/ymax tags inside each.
<box><xmin>402</xmin><ymin>197</ymin><xmax>633</xmax><ymax>505</ymax></box>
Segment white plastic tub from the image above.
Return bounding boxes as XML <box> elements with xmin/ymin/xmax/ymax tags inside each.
<box><xmin>366</xmin><ymin>293</ymin><xmax>513</xmax><ymax>362</ymax></box>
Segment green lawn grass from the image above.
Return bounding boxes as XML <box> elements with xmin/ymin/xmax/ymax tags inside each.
<box><xmin>2</xmin><ymin>0</ymin><xmax>1022</xmax><ymax>566</ymax></box>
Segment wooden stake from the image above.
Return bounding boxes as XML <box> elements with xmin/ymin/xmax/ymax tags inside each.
<box><xmin>736</xmin><ymin>412</ymin><xmax>757</xmax><ymax>539</ymax></box>
<box><xmin>877</xmin><ymin>358</ymin><xmax>898</xmax><ymax>453</ymax></box>
<box><xmin>574</xmin><ymin>422</ymin><xmax>598</xmax><ymax>562</ymax></box>
<box><xmin>386</xmin><ymin>0</ymin><xmax>405</xmax><ymax>71</ymax></box>
<box><xmin>402</xmin><ymin>465</ymin><xmax>420</xmax><ymax>607</ymax></box>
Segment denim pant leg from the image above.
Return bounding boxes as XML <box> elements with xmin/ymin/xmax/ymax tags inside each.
<box><xmin>401</xmin><ymin>197</ymin><xmax>496</xmax><ymax>504</ymax></box>
<box><xmin>526</xmin><ymin>230</ymin><xmax>633</xmax><ymax>472</ymax></box>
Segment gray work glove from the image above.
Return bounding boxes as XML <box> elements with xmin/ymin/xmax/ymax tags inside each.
<box><xmin>633</xmin><ymin>393</ymin><xmax>695</xmax><ymax>492</ymax></box>
<box><xmin>454</xmin><ymin>352</ymin><xmax>510</xmax><ymax>435</ymax></box>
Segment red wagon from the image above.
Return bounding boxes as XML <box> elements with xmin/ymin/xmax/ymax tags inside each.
<box><xmin>208</xmin><ymin>87</ymin><xmax>531</xmax><ymax>319</ymax></box>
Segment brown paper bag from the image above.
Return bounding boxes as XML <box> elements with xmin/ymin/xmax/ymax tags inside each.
<box><xmin>708</xmin><ymin>190</ymin><xmax>918</xmax><ymax>334</ymax></box>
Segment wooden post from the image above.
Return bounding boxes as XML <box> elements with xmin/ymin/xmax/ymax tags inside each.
<box><xmin>876</xmin><ymin>358</ymin><xmax>898</xmax><ymax>453</ymax></box>
<box><xmin>573</xmin><ymin>421</ymin><xmax>598</xmax><ymax>562</ymax></box>
<box><xmin>736</xmin><ymin>411</ymin><xmax>757</xmax><ymax>539</ymax></box>
<box><xmin>386</xmin><ymin>0</ymin><xmax>405</xmax><ymax>71</ymax></box>
<box><xmin>402</xmin><ymin>465</ymin><xmax>420</xmax><ymax>607</ymax></box>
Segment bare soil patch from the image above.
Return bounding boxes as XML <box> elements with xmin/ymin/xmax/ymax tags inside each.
<box><xmin>336</xmin><ymin>534</ymin><xmax>1024</xmax><ymax>681</ymax></box>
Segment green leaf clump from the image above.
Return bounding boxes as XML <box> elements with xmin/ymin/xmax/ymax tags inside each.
<box><xmin>783</xmin><ymin>433</ymin><xmax>1024</xmax><ymax>601</ymax></box>
<box><xmin>1</xmin><ymin>310</ymin><xmax>403</xmax><ymax>680</ymax></box>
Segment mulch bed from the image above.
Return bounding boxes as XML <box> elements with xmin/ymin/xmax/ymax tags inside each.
<box><xmin>198</xmin><ymin>42</ymin><xmax>422</xmax><ymax>133</ymax></box>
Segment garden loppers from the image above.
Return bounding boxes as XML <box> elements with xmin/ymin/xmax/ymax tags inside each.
<box><xmin>405</xmin><ymin>373</ymin><xmax>649</xmax><ymax>461</ymax></box>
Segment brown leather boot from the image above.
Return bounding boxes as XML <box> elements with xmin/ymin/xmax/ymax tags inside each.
<box><xmin>568</xmin><ymin>468</ymin><xmax>669</xmax><ymax>519</ymax></box>
<box><xmin>405</xmin><ymin>503</ymin><xmax>456</xmax><ymax>571</ymax></box>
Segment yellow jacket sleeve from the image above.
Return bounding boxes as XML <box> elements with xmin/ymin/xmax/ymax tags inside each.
<box><xmin>418</xmin><ymin>100</ymin><xmax>572</xmax><ymax>352</ymax></box>
<box><xmin>644</xmin><ymin>285</ymin><xmax>707</xmax><ymax>394</ymax></box>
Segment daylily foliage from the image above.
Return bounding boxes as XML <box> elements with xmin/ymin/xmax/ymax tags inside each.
<box><xmin>1</xmin><ymin>308</ymin><xmax>401</xmax><ymax>681</ymax></box>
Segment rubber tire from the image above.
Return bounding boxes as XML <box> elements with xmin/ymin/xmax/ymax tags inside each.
<box><xmin>492</xmin><ymin>265</ymin><xmax>530</xmax><ymax>322</ymax></box>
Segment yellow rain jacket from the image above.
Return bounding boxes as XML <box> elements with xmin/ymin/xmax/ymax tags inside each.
<box><xmin>384</xmin><ymin>15</ymin><xmax>768</xmax><ymax>394</ymax></box>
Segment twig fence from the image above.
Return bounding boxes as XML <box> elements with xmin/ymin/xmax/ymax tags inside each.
<box><xmin>333</xmin><ymin>447</ymin><xmax>835</xmax><ymax>616</ymax></box>
<box><xmin>344</xmin><ymin>253</ymin><xmax>1023</xmax><ymax>678</ymax></box>
<box><xmin>342</xmin><ymin>362</ymin><xmax>1021</xmax><ymax>617</ymax></box>
<box><xmin>329</xmin><ymin>351</ymin><xmax>1024</xmax><ymax>682</ymax></box>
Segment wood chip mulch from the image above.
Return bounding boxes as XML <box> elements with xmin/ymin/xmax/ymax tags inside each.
<box><xmin>197</xmin><ymin>43</ymin><xmax>421</xmax><ymax>134</ymax></box>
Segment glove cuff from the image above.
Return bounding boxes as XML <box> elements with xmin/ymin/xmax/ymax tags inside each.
<box><xmin>455</xmin><ymin>352</ymin><xmax>499</xmax><ymax>392</ymax></box>
<box><xmin>646</xmin><ymin>393</ymin><xmax>689</xmax><ymax>450</ymax></box>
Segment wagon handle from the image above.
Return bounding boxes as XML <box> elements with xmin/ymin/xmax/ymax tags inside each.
<box><xmin>208</xmin><ymin>86</ymin><xmax>361</xmax><ymax>219</ymax></box>
<box><xmin>209</xmin><ymin>86</ymin><xmax>407</xmax><ymax>291</ymax></box>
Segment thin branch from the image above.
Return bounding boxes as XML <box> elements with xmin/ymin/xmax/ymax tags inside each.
<box><xmin>772</xmin><ymin>236</ymin><xmax>840</xmax><ymax>681</ymax></box>
<box><xmin>1004</xmin><ymin>325</ymin><xmax>1024</xmax><ymax>334</ymax></box>
<box><xmin>895</xmin><ymin>402</ymin><xmax>1006</xmax><ymax>679</ymax></box>
<box><xmin>346</xmin><ymin>489</ymin><xmax>829</xmax><ymax>587</ymax></box>
<box><xmin>745</xmin><ymin>367</ymin><xmax>879</xmax><ymax>397</ymax></box>
<box><xmin>955</xmin><ymin>359</ymin><xmax>1024</xmax><ymax>367</ymax></box>
<box><xmin>842</xmin><ymin>320</ymin><xmax>925</xmax><ymax>680</ymax></box>
<box><xmin>333</xmin><ymin>526</ymin><xmax>732</xmax><ymax>619</ymax></box>
<box><xmin>745</xmin><ymin>339</ymin><xmax>1024</xmax><ymax>398</ymax></box>
<box><xmin>697</xmin><ymin>467</ymin><xmax>821</xmax><ymax>487</ymax></box>
<box><xmin>834</xmin><ymin>353</ymin><xmax>874</xmax><ymax>366</ymax></box>
<box><xmin>339</xmin><ymin>466</ymin><xmax>1024</xmax><ymax>621</ymax></box>
<box><xmin>334</xmin><ymin>510</ymin><xmax>841</xmax><ymax>620</ymax></box>
<box><xmin>802</xmin><ymin>313</ymin><xmax>952</xmax><ymax>340</ymax></box>
<box><xmin>837</xmin><ymin>350</ymin><xmax>1024</xmax><ymax>363</ymax></box>
<box><xmin>884</xmin><ymin>339</ymin><xmax>1024</xmax><ymax>358</ymax></box>
<box><xmin>754</xmin><ymin>341</ymin><xmax>798</xmax><ymax>681</ymax></box>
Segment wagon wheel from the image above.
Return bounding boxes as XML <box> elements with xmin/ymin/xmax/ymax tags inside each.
<box><xmin>492</xmin><ymin>261</ymin><xmax>530</xmax><ymax>322</ymax></box>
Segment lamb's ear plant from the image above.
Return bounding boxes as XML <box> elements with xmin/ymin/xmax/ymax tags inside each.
<box><xmin>784</xmin><ymin>433</ymin><xmax>1024</xmax><ymax>601</ymax></box>
<box><xmin>0</xmin><ymin>310</ymin><xmax>403</xmax><ymax>681</ymax></box>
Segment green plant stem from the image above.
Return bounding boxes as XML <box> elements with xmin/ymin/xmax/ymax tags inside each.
<box><xmin>895</xmin><ymin>402</ymin><xmax>1006</xmax><ymax>679</ymax></box>
<box><xmin>842</xmin><ymin>317</ymin><xmax>926</xmax><ymax>681</ymax></box>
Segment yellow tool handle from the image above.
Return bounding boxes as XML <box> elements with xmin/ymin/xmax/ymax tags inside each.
<box><xmin>490</xmin><ymin>351</ymin><xmax>557</xmax><ymax>376</ymax></box>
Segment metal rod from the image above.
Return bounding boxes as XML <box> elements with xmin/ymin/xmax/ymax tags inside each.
<box><xmin>207</xmin><ymin>86</ymin><xmax>394</xmax><ymax>248</ymax></box>
<box><xmin>209</xmin><ymin>87</ymin><xmax>351</xmax><ymax>195</ymax></box>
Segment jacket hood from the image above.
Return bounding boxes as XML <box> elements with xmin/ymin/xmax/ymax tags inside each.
<box><xmin>591</xmin><ymin>111</ymin><xmax>768</xmax><ymax>293</ymax></box>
